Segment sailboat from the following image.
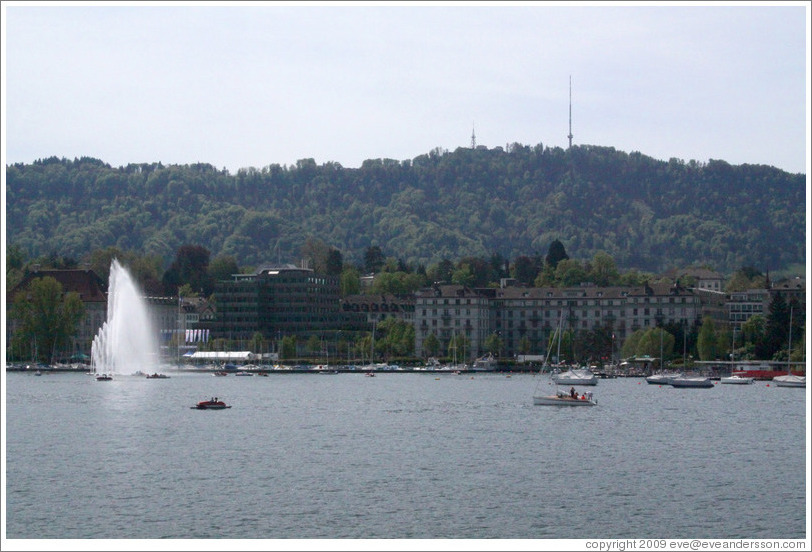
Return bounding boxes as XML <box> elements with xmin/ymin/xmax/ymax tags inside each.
<box><xmin>645</xmin><ymin>326</ymin><xmax>683</xmax><ymax>384</ymax></box>
<box><xmin>721</xmin><ymin>329</ymin><xmax>753</xmax><ymax>384</ymax></box>
<box><xmin>533</xmin><ymin>316</ymin><xmax>597</xmax><ymax>406</ymax></box>
<box><xmin>773</xmin><ymin>307</ymin><xmax>805</xmax><ymax>388</ymax></box>
<box><xmin>548</xmin><ymin>314</ymin><xmax>598</xmax><ymax>386</ymax></box>
<box><xmin>443</xmin><ymin>333</ymin><xmax>467</xmax><ymax>371</ymax></box>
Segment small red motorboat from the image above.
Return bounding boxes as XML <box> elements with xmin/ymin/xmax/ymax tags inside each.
<box><xmin>192</xmin><ymin>398</ymin><xmax>231</xmax><ymax>410</ymax></box>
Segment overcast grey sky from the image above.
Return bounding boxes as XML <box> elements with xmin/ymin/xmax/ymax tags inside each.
<box><xmin>2</xmin><ymin>1</ymin><xmax>809</xmax><ymax>174</ymax></box>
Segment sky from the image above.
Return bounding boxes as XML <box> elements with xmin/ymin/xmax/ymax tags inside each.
<box><xmin>1</xmin><ymin>1</ymin><xmax>809</xmax><ymax>175</ymax></box>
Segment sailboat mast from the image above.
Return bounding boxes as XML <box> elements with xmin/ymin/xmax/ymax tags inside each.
<box><xmin>786</xmin><ymin>307</ymin><xmax>793</xmax><ymax>376</ymax></box>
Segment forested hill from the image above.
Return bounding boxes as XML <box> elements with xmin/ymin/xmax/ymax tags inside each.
<box><xmin>5</xmin><ymin>144</ymin><xmax>806</xmax><ymax>275</ymax></box>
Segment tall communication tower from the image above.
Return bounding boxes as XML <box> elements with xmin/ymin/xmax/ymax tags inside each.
<box><xmin>567</xmin><ymin>76</ymin><xmax>574</xmax><ymax>149</ymax></box>
<box><xmin>471</xmin><ymin>122</ymin><xmax>477</xmax><ymax>149</ymax></box>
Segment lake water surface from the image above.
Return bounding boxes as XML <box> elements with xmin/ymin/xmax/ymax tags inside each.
<box><xmin>4</xmin><ymin>371</ymin><xmax>808</xmax><ymax>540</ymax></box>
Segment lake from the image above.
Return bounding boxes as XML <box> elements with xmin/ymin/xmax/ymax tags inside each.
<box><xmin>3</xmin><ymin>370</ymin><xmax>807</xmax><ymax>541</ymax></box>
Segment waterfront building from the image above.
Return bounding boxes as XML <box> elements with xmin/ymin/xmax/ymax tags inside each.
<box><xmin>770</xmin><ymin>276</ymin><xmax>805</xmax><ymax>310</ymax></box>
<box><xmin>412</xmin><ymin>281</ymin><xmax>703</xmax><ymax>360</ymax></box>
<box><xmin>341</xmin><ymin>294</ymin><xmax>415</xmax><ymax>327</ymax></box>
<box><xmin>210</xmin><ymin>263</ymin><xmax>343</xmax><ymax>345</ymax></box>
<box><xmin>726</xmin><ymin>288</ymin><xmax>770</xmax><ymax>332</ymax></box>
<box><xmin>414</xmin><ymin>285</ymin><xmax>491</xmax><ymax>362</ymax></box>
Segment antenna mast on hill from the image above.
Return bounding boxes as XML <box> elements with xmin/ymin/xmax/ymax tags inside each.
<box><xmin>567</xmin><ymin>76</ymin><xmax>574</xmax><ymax>149</ymax></box>
<box><xmin>471</xmin><ymin>122</ymin><xmax>476</xmax><ymax>149</ymax></box>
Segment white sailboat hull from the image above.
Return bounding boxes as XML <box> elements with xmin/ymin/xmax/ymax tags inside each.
<box><xmin>646</xmin><ymin>372</ymin><xmax>683</xmax><ymax>385</ymax></box>
<box><xmin>552</xmin><ymin>369</ymin><xmax>598</xmax><ymax>386</ymax></box>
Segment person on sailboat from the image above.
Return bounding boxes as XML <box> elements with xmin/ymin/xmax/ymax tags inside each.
<box><xmin>570</xmin><ymin>387</ymin><xmax>576</xmax><ymax>399</ymax></box>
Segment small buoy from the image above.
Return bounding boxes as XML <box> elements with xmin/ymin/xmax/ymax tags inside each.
<box><xmin>435</xmin><ymin>377</ymin><xmax>440</xmax><ymax>380</ymax></box>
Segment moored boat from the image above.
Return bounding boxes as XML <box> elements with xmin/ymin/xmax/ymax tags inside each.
<box><xmin>646</xmin><ymin>372</ymin><xmax>683</xmax><ymax>385</ymax></box>
<box><xmin>471</xmin><ymin>353</ymin><xmax>497</xmax><ymax>372</ymax></box>
<box><xmin>670</xmin><ymin>375</ymin><xmax>714</xmax><ymax>388</ymax></box>
<box><xmin>146</xmin><ymin>373</ymin><xmax>170</xmax><ymax>379</ymax></box>
<box><xmin>772</xmin><ymin>374</ymin><xmax>805</xmax><ymax>388</ymax></box>
<box><xmin>720</xmin><ymin>374</ymin><xmax>754</xmax><ymax>385</ymax></box>
<box><xmin>552</xmin><ymin>367</ymin><xmax>598</xmax><ymax>386</ymax></box>
<box><xmin>96</xmin><ymin>374</ymin><xmax>113</xmax><ymax>381</ymax></box>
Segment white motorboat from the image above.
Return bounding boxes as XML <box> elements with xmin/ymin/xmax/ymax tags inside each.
<box><xmin>772</xmin><ymin>374</ymin><xmax>805</xmax><ymax>388</ymax></box>
<box><xmin>646</xmin><ymin>372</ymin><xmax>683</xmax><ymax>385</ymax></box>
<box><xmin>670</xmin><ymin>375</ymin><xmax>714</xmax><ymax>388</ymax></box>
<box><xmin>720</xmin><ymin>374</ymin><xmax>754</xmax><ymax>385</ymax></box>
<box><xmin>471</xmin><ymin>353</ymin><xmax>496</xmax><ymax>372</ymax></box>
<box><xmin>552</xmin><ymin>368</ymin><xmax>598</xmax><ymax>386</ymax></box>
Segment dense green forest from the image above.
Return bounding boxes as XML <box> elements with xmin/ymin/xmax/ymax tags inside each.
<box><xmin>5</xmin><ymin>143</ymin><xmax>806</xmax><ymax>276</ymax></box>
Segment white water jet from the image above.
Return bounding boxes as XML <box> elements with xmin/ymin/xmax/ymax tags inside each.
<box><xmin>91</xmin><ymin>259</ymin><xmax>158</xmax><ymax>375</ymax></box>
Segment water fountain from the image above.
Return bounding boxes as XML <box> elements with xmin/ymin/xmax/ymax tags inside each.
<box><xmin>91</xmin><ymin>259</ymin><xmax>158</xmax><ymax>376</ymax></box>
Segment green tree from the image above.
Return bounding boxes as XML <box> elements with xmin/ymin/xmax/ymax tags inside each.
<box><xmin>300</xmin><ymin>237</ymin><xmax>331</xmax><ymax>274</ymax></box>
<box><xmin>759</xmin><ymin>293</ymin><xmax>789</xmax><ymax>358</ymax></box>
<box><xmin>326</xmin><ymin>248</ymin><xmax>343</xmax><ymax>276</ymax></box>
<box><xmin>364</xmin><ymin>245</ymin><xmax>385</xmax><ymax>273</ymax></box>
<box><xmin>376</xmin><ymin>317</ymin><xmax>415</xmax><ymax>358</ymax></box>
<box><xmin>177</xmin><ymin>283</ymin><xmax>198</xmax><ymax>298</ymax></box>
<box><xmin>340</xmin><ymin>266</ymin><xmax>361</xmax><ymax>296</ymax></box>
<box><xmin>621</xmin><ymin>329</ymin><xmax>645</xmax><ymax>359</ymax></box>
<box><xmin>555</xmin><ymin>258</ymin><xmax>587</xmax><ymax>286</ymax></box>
<box><xmin>251</xmin><ymin>332</ymin><xmax>265</xmax><ymax>355</ymax></box>
<box><xmin>740</xmin><ymin>314</ymin><xmax>765</xmax><ymax>353</ymax></box>
<box><xmin>208</xmin><ymin>255</ymin><xmax>239</xmax><ymax>283</ymax></box>
<box><xmin>280</xmin><ymin>335</ymin><xmax>297</xmax><ymax>360</ymax></box>
<box><xmin>451</xmin><ymin>264</ymin><xmax>475</xmax><ymax>287</ymax></box>
<box><xmin>306</xmin><ymin>335</ymin><xmax>322</xmax><ymax>358</ymax></box>
<box><xmin>637</xmin><ymin>327</ymin><xmax>675</xmax><ymax>361</ymax></box>
<box><xmin>11</xmin><ymin>276</ymin><xmax>85</xmax><ymax>364</ymax></box>
<box><xmin>725</xmin><ymin>266</ymin><xmax>762</xmax><ymax>292</ymax></box>
<box><xmin>588</xmin><ymin>251</ymin><xmax>620</xmax><ymax>286</ymax></box>
<box><xmin>426</xmin><ymin>259</ymin><xmax>454</xmax><ymax>284</ymax></box>
<box><xmin>423</xmin><ymin>333</ymin><xmax>440</xmax><ymax>358</ymax></box>
<box><xmin>163</xmin><ymin>244</ymin><xmax>213</xmax><ymax>296</ymax></box>
<box><xmin>512</xmin><ymin>255</ymin><xmax>537</xmax><ymax>285</ymax></box>
<box><xmin>518</xmin><ymin>336</ymin><xmax>531</xmax><ymax>355</ymax></box>
<box><xmin>484</xmin><ymin>332</ymin><xmax>503</xmax><ymax>356</ymax></box>
<box><xmin>545</xmin><ymin>239</ymin><xmax>569</xmax><ymax>270</ymax></box>
<box><xmin>697</xmin><ymin>316</ymin><xmax>719</xmax><ymax>361</ymax></box>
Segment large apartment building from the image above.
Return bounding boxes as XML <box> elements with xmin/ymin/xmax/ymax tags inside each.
<box><xmin>414</xmin><ymin>282</ymin><xmax>703</xmax><ymax>360</ymax></box>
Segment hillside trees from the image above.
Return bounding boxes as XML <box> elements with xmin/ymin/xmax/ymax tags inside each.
<box><xmin>162</xmin><ymin>245</ymin><xmax>213</xmax><ymax>296</ymax></box>
<box><xmin>6</xmin><ymin>145</ymin><xmax>804</xmax><ymax>275</ymax></box>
